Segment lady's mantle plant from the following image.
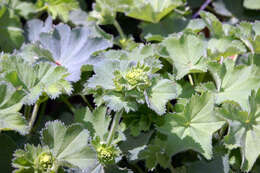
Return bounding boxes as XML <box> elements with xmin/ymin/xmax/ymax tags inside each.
<box><xmin>0</xmin><ymin>0</ymin><xmax>260</xmax><ymax>173</ymax></box>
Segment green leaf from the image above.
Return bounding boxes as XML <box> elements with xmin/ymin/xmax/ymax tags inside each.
<box><xmin>200</xmin><ymin>11</ymin><xmax>225</xmax><ymax>38</ymax></box>
<box><xmin>139</xmin><ymin>137</ymin><xmax>171</xmax><ymax>170</ymax></box>
<box><xmin>0</xmin><ymin>83</ymin><xmax>28</xmax><ymax>134</ymax></box>
<box><xmin>139</xmin><ymin>13</ymin><xmax>205</xmax><ymax>42</ymax></box>
<box><xmin>75</xmin><ymin>106</ymin><xmax>111</xmax><ymax>141</ymax></box>
<box><xmin>147</xmin><ymin>79</ymin><xmax>182</xmax><ymax>115</ymax></box>
<box><xmin>207</xmin><ymin>59</ymin><xmax>260</xmax><ymax>111</ymax></box>
<box><xmin>36</xmin><ymin>0</ymin><xmax>80</xmax><ymax>22</ymax></box>
<box><xmin>161</xmin><ymin>34</ymin><xmax>208</xmax><ymax>80</ymax></box>
<box><xmin>123</xmin><ymin>0</ymin><xmax>184</xmax><ymax>23</ymax></box>
<box><xmin>243</xmin><ymin>0</ymin><xmax>260</xmax><ymax>10</ymax></box>
<box><xmin>217</xmin><ymin>90</ymin><xmax>260</xmax><ymax>171</ymax></box>
<box><xmin>1</xmin><ymin>55</ymin><xmax>73</xmax><ymax>105</ymax></box>
<box><xmin>207</xmin><ymin>38</ymin><xmax>246</xmax><ymax>59</ymax></box>
<box><xmin>41</xmin><ymin>121</ymin><xmax>98</xmax><ymax>170</ymax></box>
<box><xmin>122</xmin><ymin>105</ymin><xmax>163</xmax><ymax>136</ymax></box>
<box><xmin>157</xmin><ymin>93</ymin><xmax>225</xmax><ymax>159</ymax></box>
<box><xmin>0</xmin><ymin>5</ymin><xmax>24</xmax><ymax>52</ymax></box>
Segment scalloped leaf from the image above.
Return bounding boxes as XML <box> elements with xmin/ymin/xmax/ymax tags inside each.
<box><xmin>0</xmin><ymin>83</ymin><xmax>28</xmax><ymax>134</ymax></box>
<box><xmin>217</xmin><ymin>90</ymin><xmax>260</xmax><ymax>171</ymax></box>
<box><xmin>207</xmin><ymin>59</ymin><xmax>260</xmax><ymax>111</ymax></box>
<box><xmin>161</xmin><ymin>34</ymin><xmax>208</xmax><ymax>80</ymax></box>
<box><xmin>122</xmin><ymin>0</ymin><xmax>184</xmax><ymax>23</ymax></box>
<box><xmin>157</xmin><ymin>93</ymin><xmax>225</xmax><ymax>159</ymax></box>
<box><xmin>1</xmin><ymin>55</ymin><xmax>73</xmax><ymax>105</ymax></box>
<box><xmin>41</xmin><ymin>121</ymin><xmax>98</xmax><ymax>170</ymax></box>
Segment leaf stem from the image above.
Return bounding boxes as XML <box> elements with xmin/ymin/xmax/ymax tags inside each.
<box><xmin>29</xmin><ymin>102</ymin><xmax>41</xmax><ymax>132</ymax></box>
<box><xmin>113</xmin><ymin>20</ymin><xmax>126</xmax><ymax>39</ymax></box>
<box><xmin>106</xmin><ymin>109</ymin><xmax>123</xmax><ymax>146</ymax></box>
<box><xmin>188</xmin><ymin>74</ymin><xmax>194</xmax><ymax>86</ymax></box>
<box><xmin>32</xmin><ymin>100</ymin><xmax>48</xmax><ymax>133</ymax></box>
<box><xmin>24</xmin><ymin>105</ymin><xmax>32</xmax><ymax>121</ymax></box>
<box><xmin>80</xmin><ymin>95</ymin><xmax>93</xmax><ymax>111</ymax></box>
<box><xmin>62</xmin><ymin>97</ymin><xmax>75</xmax><ymax>113</ymax></box>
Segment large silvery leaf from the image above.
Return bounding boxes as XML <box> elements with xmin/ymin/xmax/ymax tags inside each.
<box><xmin>35</xmin><ymin>24</ymin><xmax>112</xmax><ymax>82</ymax></box>
<box><xmin>217</xmin><ymin>90</ymin><xmax>260</xmax><ymax>171</ymax></box>
<box><xmin>207</xmin><ymin>59</ymin><xmax>260</xmax><ymax>111</ymax></box>
<box><xmin>75</xmin><ymin>106</ymin><xmax>111</xmax><ymax>141</ymax></box>
<box><xmin>161</xmin><ymin>34</ymin><xmax>208</xmax><ymax>80</ymax></box>
<box><xmin>0</xmin><ymin>5</ymin><xmax>24</xmax><ymax>52</ymax></box>
<box><xmin>0</xmin><ymin>83</ymin><xmax>28</xmax><ymax>134</ymax></box>
<box><xmin>122</xmin><ymin>0</ymin><xmax>184</xmax><ymax>23</ymax></box>
<box><xmin>36</xmin><ymin>0</ymin><xmax>80</xmax><ymax>22</ymax></box>
<box><xmin>157</xmin><ymin>93</ymin><xmax>225</xmax><ymax>159</ymax></box>
<box><xmin>1</xmin><ymin>55</ymin><xmax>73</xmax><ymax>105</ymax></box>
<box><xmin>41</xmin><ymin>121</ymin><xmax>98</xmax><ymax>170</ymax></box>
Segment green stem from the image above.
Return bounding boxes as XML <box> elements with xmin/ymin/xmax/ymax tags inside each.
<box><xmin>32</xmin><ymin>100</ymin><xmax>48</xmax><ymax>133</ymax></box>
<box><xmin>24</xmin><ymin>106</ymin><xmax>31</xmax><ymax>121</ymax></box>
<box><xmin>173</xmin><ymin>8</ymin><xmax>186</xmax><ymax>15</ymax></box>
<box><xmin>29</xmin><ymin>102</ymin><xmax>41</xmax><ymax>132</ymax></box>
<box><xmin>188</xmin><ymin>74</ymin><xmax>194</xmax><ymax>86</ymax></box>
<box><xmin>198</xmin><ymin>72</ymin><xmax>206</xmax><ymax>83</ymax></box>
<box><xmin>106</xmin><ymin>109</ymin><xmax>123</xmax><ymax>146</ymax></box>
<box><xmin>62</xmin><ymin>97</ymin><xmax>75</xmax><ymax>113</ymax></box>
<box><xmin>80</xmin><ymin>95</ymin><xmax>93</xmax><ymax>111</ymax></box>
<box><xmin>113</xmin><ymin>20</ymin><xmax>126</xmax><ymax>39</ymax></box>
<box><xmin>167</xmin><ymin>102</ymin><xmax>174</xmax><ymax>112</ymax></box>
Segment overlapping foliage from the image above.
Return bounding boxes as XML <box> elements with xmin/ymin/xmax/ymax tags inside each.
<box><xmin>1</xmin><ymin>0</ymin><xmax>260</xmax><ymax>172</ymax></box>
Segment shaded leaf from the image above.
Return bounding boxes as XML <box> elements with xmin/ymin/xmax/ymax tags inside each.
<box><xmin>0</xmin><ymin>83</ymin><xmax>28</xmax><ymax>134</ymax></box>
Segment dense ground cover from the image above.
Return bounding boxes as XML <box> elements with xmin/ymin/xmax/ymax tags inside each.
<box><xmin>0</xmin><ymin>0</ymin><xmax>260</xmax><ymax>172</ymax></box>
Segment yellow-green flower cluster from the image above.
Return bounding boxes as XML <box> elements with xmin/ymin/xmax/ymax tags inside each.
<box><xmin>96</xmin><ymin>144</ymin><xmax>118</xmax><ymax>165</ymax></box>
<box><xmin>113</xmin><ymin>63</ymin><xmax>150</xmax><ymax>92</ymax></box>
<box><xmin>35</xmin><ymin>152</ymin><xmax>55</xmax><ymax>172</ymax></box>
<box><xmin>125</xmin><ymin>67</ymin><xmax>149</xmax><ymax>86</ymax></box>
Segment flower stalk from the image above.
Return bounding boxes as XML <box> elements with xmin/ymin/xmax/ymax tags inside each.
<box><xmin>106</xmin><ymin>109</ymin><xmax>123</xmax><ymax>146</ymax></box>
